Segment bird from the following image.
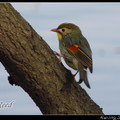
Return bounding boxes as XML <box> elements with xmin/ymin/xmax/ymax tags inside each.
<box><xmin>51</xmin><ymin>23</ymin><xmax>93</xmax><ymax>89</ymax></box>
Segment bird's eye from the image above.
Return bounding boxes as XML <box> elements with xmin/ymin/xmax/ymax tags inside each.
<box><xmin>62</xmin><ymin>29</ymin><xmax>65</xmax><ymax>32</ymax></box>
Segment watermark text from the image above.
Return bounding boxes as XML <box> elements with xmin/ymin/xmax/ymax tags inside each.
<box><xmin>0</xmin><ymin>101</ymin><xmax>14</xmax><ymax>109</ymax></box>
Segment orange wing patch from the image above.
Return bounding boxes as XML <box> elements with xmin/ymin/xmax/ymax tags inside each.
<box><xmin>67</xmin><ymin>44</ymin><xmax>79</xmax><ymax>53</ymax></box>
<box><xmin>67</xmin><ymin>44</ymin><xmax>93</xmax><ymax>73</ymax></box>
<box><xmin>67</xmin><ymin>44</ymin><xmax>92</xmax><ymax>62</ymax></box>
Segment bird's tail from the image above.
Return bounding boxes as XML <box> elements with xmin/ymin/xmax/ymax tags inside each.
<box><xmin>78</xmin><ymin>64</ymin><xmax>91</xmax><ymax>89</ymax></box>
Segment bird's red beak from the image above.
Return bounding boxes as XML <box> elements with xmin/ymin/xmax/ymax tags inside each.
<box><xmin>50</xmin><ymin>28</ymin><xmax>58</xmax><ymax>32</ymax></box>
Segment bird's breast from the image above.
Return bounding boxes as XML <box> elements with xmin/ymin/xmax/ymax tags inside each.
<box><xmin>59</xmin><ymin>42</ymin><xmax>78</xmax><ymax>70</ymax></box>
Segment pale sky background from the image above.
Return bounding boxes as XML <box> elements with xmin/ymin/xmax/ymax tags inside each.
<box><xmin>0</xmin><ymin>2</ymin><xmax>120</xmax><ymax>115</ymax></box>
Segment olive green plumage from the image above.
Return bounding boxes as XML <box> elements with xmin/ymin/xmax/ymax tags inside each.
<box><xmin>52</xmin><ymin>23</ymin><xmax>93</xmax><ymax>88</ymax></box>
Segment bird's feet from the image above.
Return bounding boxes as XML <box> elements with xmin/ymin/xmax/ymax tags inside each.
<box><xmin>54</xmin><ymin>51</ymin><xmax>64</xmax><ymax>63</ymax></box>
<box><xmin>73</xmin><ymin>71</ymin><xmax>79</xmax><ymax>77</ymax></box>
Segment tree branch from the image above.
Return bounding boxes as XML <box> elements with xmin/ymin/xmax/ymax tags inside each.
<box><xmin>0</xmin><ymin>3</ymin><xmax>103</xmax><ymax>114</ymax></box>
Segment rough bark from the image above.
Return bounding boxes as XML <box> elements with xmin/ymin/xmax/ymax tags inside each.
<box><xmin>0</xmin><ymin>3</ymin><xmax>103</xmax><ymax>114</ymax></box>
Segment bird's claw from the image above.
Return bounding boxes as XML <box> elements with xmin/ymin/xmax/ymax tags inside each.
<box><xmin>73</xmin><ymin>71</ymin><xmax>79</xmax><ymax>77</ymax></box>
<box><xmin>54</xmin><ymin>51</ymin><xmax>64</xmax><ymax>63</ymax></box>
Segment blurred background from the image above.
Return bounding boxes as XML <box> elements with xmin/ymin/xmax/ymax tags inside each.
<box><xmin>0</xmin><ymin>2</ymin><xmax>120</xmax><ymax>115</ymax></box>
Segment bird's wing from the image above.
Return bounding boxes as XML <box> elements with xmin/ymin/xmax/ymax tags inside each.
<box><xmin>63</xmin><ymin>34</ymin><xmax>93</xmax><ymax>73</ymax></box>
<box><xmin>67</xmin><ymin>44</ymin><xmax>93</xmax><ymax>73</ymax></box>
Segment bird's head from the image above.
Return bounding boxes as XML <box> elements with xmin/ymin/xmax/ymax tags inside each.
<box><xmin>51</xmin><ymin>23</ymin><xmax>81</xmax><ymax>41</ymax></box>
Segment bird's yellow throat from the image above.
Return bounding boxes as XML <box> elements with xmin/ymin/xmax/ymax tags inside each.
<box><xmin>57</xmin><ymin>33</ymin><xmax>62</xmax><ymax>42</ymax></box>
